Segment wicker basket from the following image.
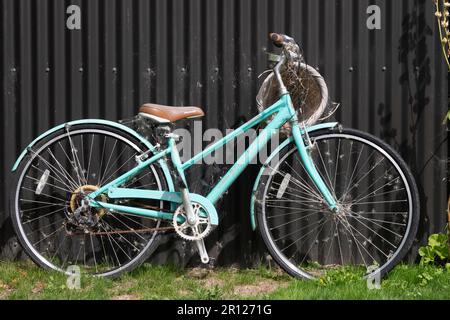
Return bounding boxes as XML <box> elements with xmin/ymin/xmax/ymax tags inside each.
<box><xmin>256</xmin><ymin>62</ymin><xmax>330</xmax><ymax>134</ymax></box>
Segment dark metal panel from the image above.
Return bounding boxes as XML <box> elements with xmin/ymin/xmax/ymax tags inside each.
<box><xmin>2</xmin><ymin>0</ymin><xmax>19</xmax><ymax>227</ymax></box>
<box><xmin>0</xmin><ymin>0</ymin><xmax>448</xmax><ymax>265</ymax></box>
<box><xmin>85</xmin><ymin>0</ymin><xmax>101</xmax><ymax>119</ymax></box>
<box><xmin>52</xmin><ymin>0</ymin><xmax>68</xmax><ymax>124</ymax></box>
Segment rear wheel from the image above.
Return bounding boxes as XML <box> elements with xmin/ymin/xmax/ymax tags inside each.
<box><xmin>10</xmin><ymin>124</ymin><xmax>169</xmax><ymax>277</ymax></box>
<box><xmin>256</xmin><ymin>127</ymin><xmax>420</xmax><ymax>279</ymax></box>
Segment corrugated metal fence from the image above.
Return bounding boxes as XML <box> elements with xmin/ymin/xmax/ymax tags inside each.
<box><xmin>0</xmin><ymin>0</ymin><xmax>448</xmax><ymax>265</ymax></box>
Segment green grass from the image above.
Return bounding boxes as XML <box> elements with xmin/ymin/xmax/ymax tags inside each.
<box><xmin>0</xmin><ymin>260</ymin><xmax>449</xmax><ymax>300</ymax></box>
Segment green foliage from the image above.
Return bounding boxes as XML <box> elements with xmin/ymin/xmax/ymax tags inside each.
<box><xmin>318</xmin><ymin>267</ymin><xmax>362</xmax><ymax>286</ymax></box>
<box><xmin>45</xmin><ymin>275</ymin><xmax>67</xmax><ymax>291</ymax></box>
<box><xmin>1</xmin><ymin>262</ymin><xmax>450</xmax><ymax>300</ymax></box>
<box><xmin>192</xmin><ymin>285</ymin><xmax>223</xmax><ymax>300</ymax></box>
<box><xmin>418</xmin><ymin>268</ymin><xmax>444</xmax><ymax>287</ymax></box>
<box><xmin>418</xmin><ymin>233</ymin><xmax>449</xmax><ymax>266</ymax></box>
<box><xmin>443</xmin><ymin>110</ymin><xmax>450</xmax><ymax>124</ymax></box>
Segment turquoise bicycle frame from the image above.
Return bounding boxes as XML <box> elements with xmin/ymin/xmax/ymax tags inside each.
<box><xmin>84</xmin><ymin>93</ymin><xmax>337</xmax><ymax>225</ymax></box>
<box><xmin>12</xmin><ymin>92</ymin><xmax>337</xmax><ymax>227</ymax></box>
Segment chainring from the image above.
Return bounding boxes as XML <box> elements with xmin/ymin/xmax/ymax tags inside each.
<box><xmin>173</xmin><ymin>202</ymin><xmax>212</xmax><ymax>241</ymax></box>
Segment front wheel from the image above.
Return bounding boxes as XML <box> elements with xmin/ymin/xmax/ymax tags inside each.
<box><xmin>255</xmin><ymin>127</ymin><xmax>420</xmax><ymax>279</ymax></box>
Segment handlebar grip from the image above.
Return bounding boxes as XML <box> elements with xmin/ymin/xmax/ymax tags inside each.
<box><xmin>269</xmin><ymin>33</ymin><xmax>285</xmax><ymax>47</ymax></box>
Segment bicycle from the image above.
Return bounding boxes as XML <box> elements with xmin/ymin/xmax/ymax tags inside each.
<box><xmin>10</xmin><ymin>33</ymin><xmax>419</xmax><ymax>279</ymax></box>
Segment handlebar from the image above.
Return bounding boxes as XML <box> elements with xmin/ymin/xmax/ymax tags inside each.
<box><xmin>273</xmin><ymin>55</ymin><xmax>288</xmax><ymax>95</ymax></box>
<box><xmin>268</xmin><ymin>33</ymin><xmax>300</xmax><ymax>96</ymax></box>
<box><xmin>269</xmin><ymin>33</ymin><xmax>295</xmax><ymax>47</ymax></box>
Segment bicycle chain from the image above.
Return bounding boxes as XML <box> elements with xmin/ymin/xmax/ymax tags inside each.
<box><xmin>67</xmin><ymin>226</ymin><xmax>175</xmax><ymax>236</ymax></box>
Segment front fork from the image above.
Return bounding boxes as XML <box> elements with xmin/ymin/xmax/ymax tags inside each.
<box><xmin>168</xmin><ymin>137</ymin><xmax>210</xmax><ymax>264</ymax></box>
<box><xmin>290</xmin><ymin>116</ymin><xmax>338</xmax><ymax>211</ymax></box>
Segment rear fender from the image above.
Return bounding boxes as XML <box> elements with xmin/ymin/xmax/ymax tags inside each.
<box><xmin>11</xmin><ymin>119</ymin><xmax>175</xmax><ymax>191</ymax></box>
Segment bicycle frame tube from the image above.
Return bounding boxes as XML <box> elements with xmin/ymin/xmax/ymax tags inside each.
<box><xmin>200</xmin><ymin>94</ymin><xmax>336</xmax><ymax>208</ymax></box>
<box><xmin>88</xmin><ymin>93</ymin><xmax>337</xmax><ymax>219</ymax></box>
<box><xmin>180</xmin><ymin>97</ymin><xmax>287</xmax><ymax>170</ymax></box>
<box><xmin>88</xmin><ymin>147</ymin><xmax>171</xmax><ymax>199</ymax></box>
<box><xmin>205</xmin><ymin>98</ymin><xmax>292</xmax><ymax>204</ymax></box>
<box><xmin>286</xmin><ymin>97</ymin><xmax>337</xmax><ymax>210</ymax></box>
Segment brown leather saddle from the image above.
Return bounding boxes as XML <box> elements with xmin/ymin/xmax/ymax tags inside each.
<box><xmin>139</xmin><ymin>103</ymin><xmax>204</xmax><ymax>123</ymax></box>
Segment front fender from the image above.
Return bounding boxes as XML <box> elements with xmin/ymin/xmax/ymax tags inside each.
<box><xmin>250</xmin><ymin>122</ymin><xmax>339</xmax><ymax>230</ymax></box>
<box><xmin>11</xmin><ymin>119</ymin><xmax>175</xmax><ymax>191</ymax></box>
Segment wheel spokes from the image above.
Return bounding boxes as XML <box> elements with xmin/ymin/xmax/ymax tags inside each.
<box><xmin>263</xmin><ymin>134</ymin><xmax>412</xmax><ymax>277</ymax></box>
<box><xmin>15</xmin><ymin>129</ymin><xmax>164</xmax><ymax>275</ymax></box>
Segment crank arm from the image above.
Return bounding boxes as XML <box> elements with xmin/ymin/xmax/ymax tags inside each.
<box><xmin>195</xmin><ymin>239</ymin><xmax>210</xmax><ymax>264</ymax></box>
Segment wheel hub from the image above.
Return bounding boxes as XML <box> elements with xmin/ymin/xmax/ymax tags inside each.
<box><xmin>68</xmin><ymin>185</ymin><xmax>107</xmax><ymax>229</ymax></box>
<box><xmin>335</xmin><ymin>202</ymin><xmax>353</xmax><ymax>216</ymax></box>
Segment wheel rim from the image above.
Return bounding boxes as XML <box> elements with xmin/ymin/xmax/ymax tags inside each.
<box><xmin>14</xmin><ymin>129</ymin><xmax>164</xmax><ymax>276</ymax></box>
<box><xmin>261</xmin><ymin>133</ymin><xmax>414</xmax><ymax>279</ymax></box>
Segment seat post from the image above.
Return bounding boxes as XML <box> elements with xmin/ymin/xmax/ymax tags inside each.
<box><xmin>166</xmin><ymin>136</ymin><xmax>197</xmax><ymax>226</ymax></box>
